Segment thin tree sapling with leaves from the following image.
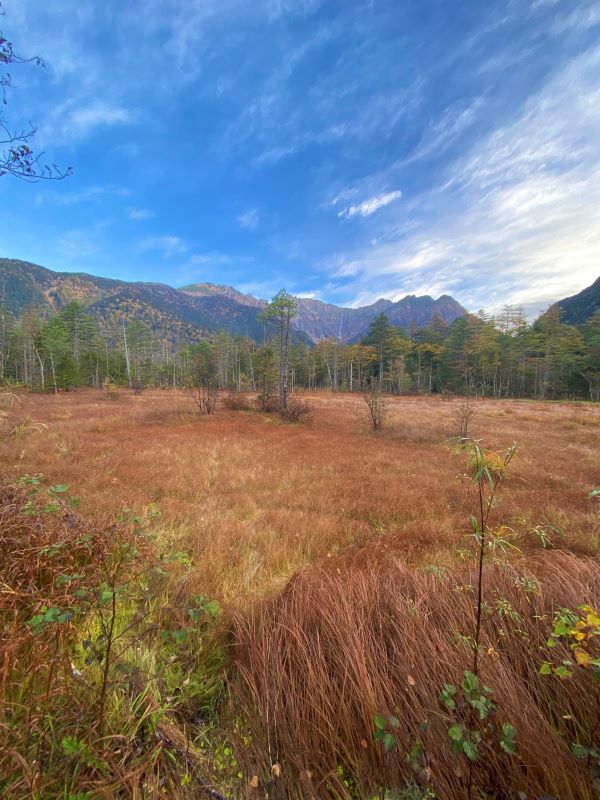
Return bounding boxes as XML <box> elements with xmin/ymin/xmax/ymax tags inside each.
<box><xmin>259</xmin><ymin>289</ymin><xmax>297</xmax><ymax>415</ymax></box>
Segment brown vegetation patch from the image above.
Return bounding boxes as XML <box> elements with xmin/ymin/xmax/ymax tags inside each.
<box><xmin>231</xmin><ymin>552</ymin><xmax>600</xmax><ymax>799</ymax></box>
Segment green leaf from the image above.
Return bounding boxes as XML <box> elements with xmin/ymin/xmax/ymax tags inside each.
<box><xmin>461</xmin><ymin>670</ymin><xmax>478</xmax><ymax>695</ymax></box>
<box><xmin>471</xmin><ymin>695</ymin><xmax>493</xmax><ymax>720</ymax></box>
<box><xmin>555</xmin><ymin>665</ymin><xmax>572</xmax><ymax>679</ymax></box>
<box><xmin>61</xmin><ymin>735</ymin><xmax>84</xmax><ymax>756</ymax></box>
<box><xmin>50</xmin><ymin>484</ymin><xmax>68</xmax><ymax>494</ymax></box>
<box><xmin>407</xmin><ymin>741</ymin><xmax>423</xmax><ymax>763</ymax></box>
<box><xmin>382</xmin><ymin>732</ymin><xmax>397</xmax><ymax>752</ymax></box>
<box><xmin>500</xmin><ymin>723</ymin><xmax>517</xmax><ymax>755</ymax></box>
<box><xmin>388</xmin><ymin>715</ymin><xmax>400</xmax><ymax>729</ymax></box>
<box><xmin>374</xmin><ymin>713</ymin><xmax>387</xmax><ymax>731</ymax></box>
<box><xmin>56</xmin><ymin>573</ymin><xmax>83</xmax><ymax>586</ymax></box>
<box><xmin>448</xmin><ymin>724</ymin><xmax>464</xmax><ymax>742</ymax></box>
<box><xmin>572</xmin><ymin>742</ymin><xmax>589</xmax><ymax>759</ymax></box>
<box><xmin>165</xmin><ymin>551</ymin><xmax>192</xmax><ymax>568</ymax></box>
<box><xmin>28</xmin><ymin>606</ymin><xmax>69</xmax><ymax>633</ymax></box>
<box><xmin>540</xmin><ymin>661</ymin><xmax>552</xmax><ymax>675</ymax></box>
<box><xmin>462</xmin><ymin>740</ymin><xmax>478</xmax><ymax>761</ymax></box>
<box><xmin>204</xmin><ymin>599</ymin><xmax>220</xmax><ymax>617</ymax></box>
<box><xmin>99</xmin><ymin>589</ymin><xmax>114</xmax><ymax>605</ymax></box>
<box><xmin>440</xmin><ymin>683</ymin><xmax>457</xmax><ymax>711</ymax></box>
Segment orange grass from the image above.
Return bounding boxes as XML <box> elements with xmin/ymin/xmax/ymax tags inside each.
<box><xmin>0</xmin><ymin>389</ymin><xmax>598</xmax><ymax>601</ymax></box>
<box><xmin>231</xmin><ymin>552</ymin><xmax>600</xmax><ymax>799</ymax></box>
<box><xmin>1</xmin><ymin>388</ymin><xmax>599</xmax><ymax>798</ymax></box>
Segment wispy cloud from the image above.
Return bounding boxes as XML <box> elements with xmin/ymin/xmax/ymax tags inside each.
<box><xmin>237</xmin><ymin>208</ymin><xmax>260</xmax><ymax>230</ymax></box>
<box><xmin>68</xmin><ymin>103</ymin><xmax>134</xmax><ymax>136</ymax></box>
<box><xmin>337</xmin><ymin>190</ymin><xmax>402</xmax><ymax>220</ymax></box>
<box><xmin>399</xmin><ymin>98</ymin><xmax>485</xmax><ymax>165</ymax></box>
<box><xmin>36</xmin><ymin>185</ymin><xmax>130</xmax><ymax>206</ymax></box>
<box><xmin>237</xmin><ymin>278</ymin><xmax>292</xmax><ymax>299</ymax></box>
<box><xmin>138</xmin><ymin>236</ymin><xmax>188</xmax><ymax>257</ymax></box>
<box><xmin>329</xmin><ymin>45</ymin><xmax>600</xmax><ymax>316</ymax></box>
<box><xmin>128</xmin><ymin>207</ymin><xmax>154</xmax><ymax>220</ymax></box>
<box><xmin>187</xmin><ymin>252</ymin><xmax>240</xmax><ymax>266</ymax></box>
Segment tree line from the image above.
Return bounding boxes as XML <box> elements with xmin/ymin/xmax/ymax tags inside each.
<box><xmin>0</xmin><ymin>294</ymin><xmax>598</xmax><ymax>401</ymax></box>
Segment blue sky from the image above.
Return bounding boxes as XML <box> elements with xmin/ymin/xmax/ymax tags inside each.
<box><xmin>1</xmin><ymin>0</ymin><xmax>599</xmax><ymax>316</ymax></box>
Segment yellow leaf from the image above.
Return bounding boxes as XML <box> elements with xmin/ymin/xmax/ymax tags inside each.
<box><xmin>271</xmin><ymin>763</ymin><xmax>281</xmax><ymax>778</ymax></box>
<box><xmin>587</xmin><ymin>612</ymin><xmax>600</xmax><ymax>628</ymax></box>
<box><xmin>249</xmin><ymin>776</ymin><xmax>259</xmax><ymax>789</ymax></box>
<box><xmin>574</xmin><ymin>647</ymin><xmax>592</xmax><ymax>667</ymax></box>
<box><xmin>407</xmin><ymin>674</ymin><xmax>416</xmax><ymax>686</ymax></box>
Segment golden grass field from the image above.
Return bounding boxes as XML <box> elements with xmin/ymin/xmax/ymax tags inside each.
<box><xmin>1</xmin><ymin>388</ymin><xmax>600</xmax><ymax>799</ymax></box>
<box><xmin>2</xmin><ymin>389</ymin><xmax>599</xmax><ymax>599</ymax></box>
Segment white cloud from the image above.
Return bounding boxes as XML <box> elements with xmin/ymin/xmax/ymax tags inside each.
<box><xmin>67</xmin><ymin>103</ymin><xmax>134</xmax><ymax>137</ymax></box>
<box><xmin>139</xmin><ymin>235</ymin><xmax>188</xmax><ymax>257</ymax></box>
<box><xmin>400</xmin><ymin>98</ymin><xmax>485</xmax><ymax>164</ymax></box>
<box><xmin>237</xmin><ymin>208</ymin><xmax>260</xmax><ymax>230</ymax></box>
<box><xmin>128</xmin><ymin>207</ymin><xmax>154</xmax><ymax>220</ymax></box>
<box><xmin>36</xmin><ymin>185</ymin><xmax>130</xmax><ymax>206</ymax></box>
<box><xmin>329</xmin><ymin>46</ymin><xmax>600</xmax><ymax>316</ymax></box>
<box><xmin>38</xmin><ymin>99</ymin><xmax>135</xmax><ymax>145</ymax></box>
<box><xmin>337</xmin><ymin>190</ymin><xmax>402</xmax><ymax>220</ymax></box>
<box><xmin>295</xmin><ymin>290</ymin><xmax>324</xmax><ymax>300</ymax></box>
<box><xmin>237</xmin><ymin>279</ymin><xmax>290</xmax><ymax>299</ymax></box>
<box><xmin>186</xmin><ymin>252</ymin><xmax>251</xmax><ymax>266</ymax></box>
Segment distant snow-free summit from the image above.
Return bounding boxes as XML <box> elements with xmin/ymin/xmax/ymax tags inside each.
<box><xmin>0</xmin><ymin>257</ymin><xmax>467</xmax><ymax>343</ymax></box>
<box><xmin>180</xmin><ymin>282</ymin><xmax>466</xmax><ymax>342</ymax></box>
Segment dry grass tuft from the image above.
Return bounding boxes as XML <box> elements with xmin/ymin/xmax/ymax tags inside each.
<box><xmin>222</xmin><ymin>389</ymin><xmax>253</xmax><ymax>412</ymax></box>
<box><xmin>281</xmin><ymin>395</ymin><xmax>313</xmax><ymax>423</ymax></box>
<box><xmin>256</xmin><ymin>392</ymin><xmax>280</xmax><ymax>413</ymax></box>
<box><xmin>231</xmin><ymin>552</ymin><xmax>600</xmax><ymax>799</ymax></box>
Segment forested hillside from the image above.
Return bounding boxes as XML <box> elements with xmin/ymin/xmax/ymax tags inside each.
<box><xmin>0</xmin><ymin>258</ymin><xmax>466</xmax><ymax>344</ymax></box>
<box><xmin>1</xmin><ymin>297</ymin><xmax>598</xmax><ymax>399</ymax></box>
<box><xmin>0</xmin><ymin>259</ymin><xmax>269</xmax><ymax>342</ymax></box>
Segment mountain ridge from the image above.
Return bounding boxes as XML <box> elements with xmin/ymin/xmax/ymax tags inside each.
<box><xmin>550</xmin><ymin>276</ymin><xmax>600</xmax><ymax>325</ymax></box>
<box><xmin>180</xmin><ymin>282</ymin><xmax>467</xmax><ymax>342</ymax></box>
<box><xmin>1</xmin><ymin>257</ymin><xmax>467</xmax><ymax>343</ymax></box>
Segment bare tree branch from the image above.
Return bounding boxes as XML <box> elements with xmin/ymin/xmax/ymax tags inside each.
<box><xmin>0</xmin><ymin>2</ymin><xmax>71</xmax><ymax>181</ymax></box>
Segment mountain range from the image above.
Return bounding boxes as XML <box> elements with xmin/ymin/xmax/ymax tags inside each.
<box><xmin>0</xmin><ymin>258</ymin><xmax>467</xmax><ymax>343</ymax></box>
<box><xmin>2</xmin><ymin>257</ymin><xmax>598</xmax><ymax>343</ymax></box>
<box><xmin>550</xmin><ymin>275</ymin><xmax>600</xmax><ymax>325</ymax></box>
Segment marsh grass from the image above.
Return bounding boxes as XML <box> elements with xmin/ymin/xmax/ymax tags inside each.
<box><xmin>0</xmin><ymin>389</ymin><xmax>599</xmax><ymax>798</ymax></box>
<box><xmin>231</xmin><ymin>553</ymin><xmax>600</xmax><ymax>799</ymax></box>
